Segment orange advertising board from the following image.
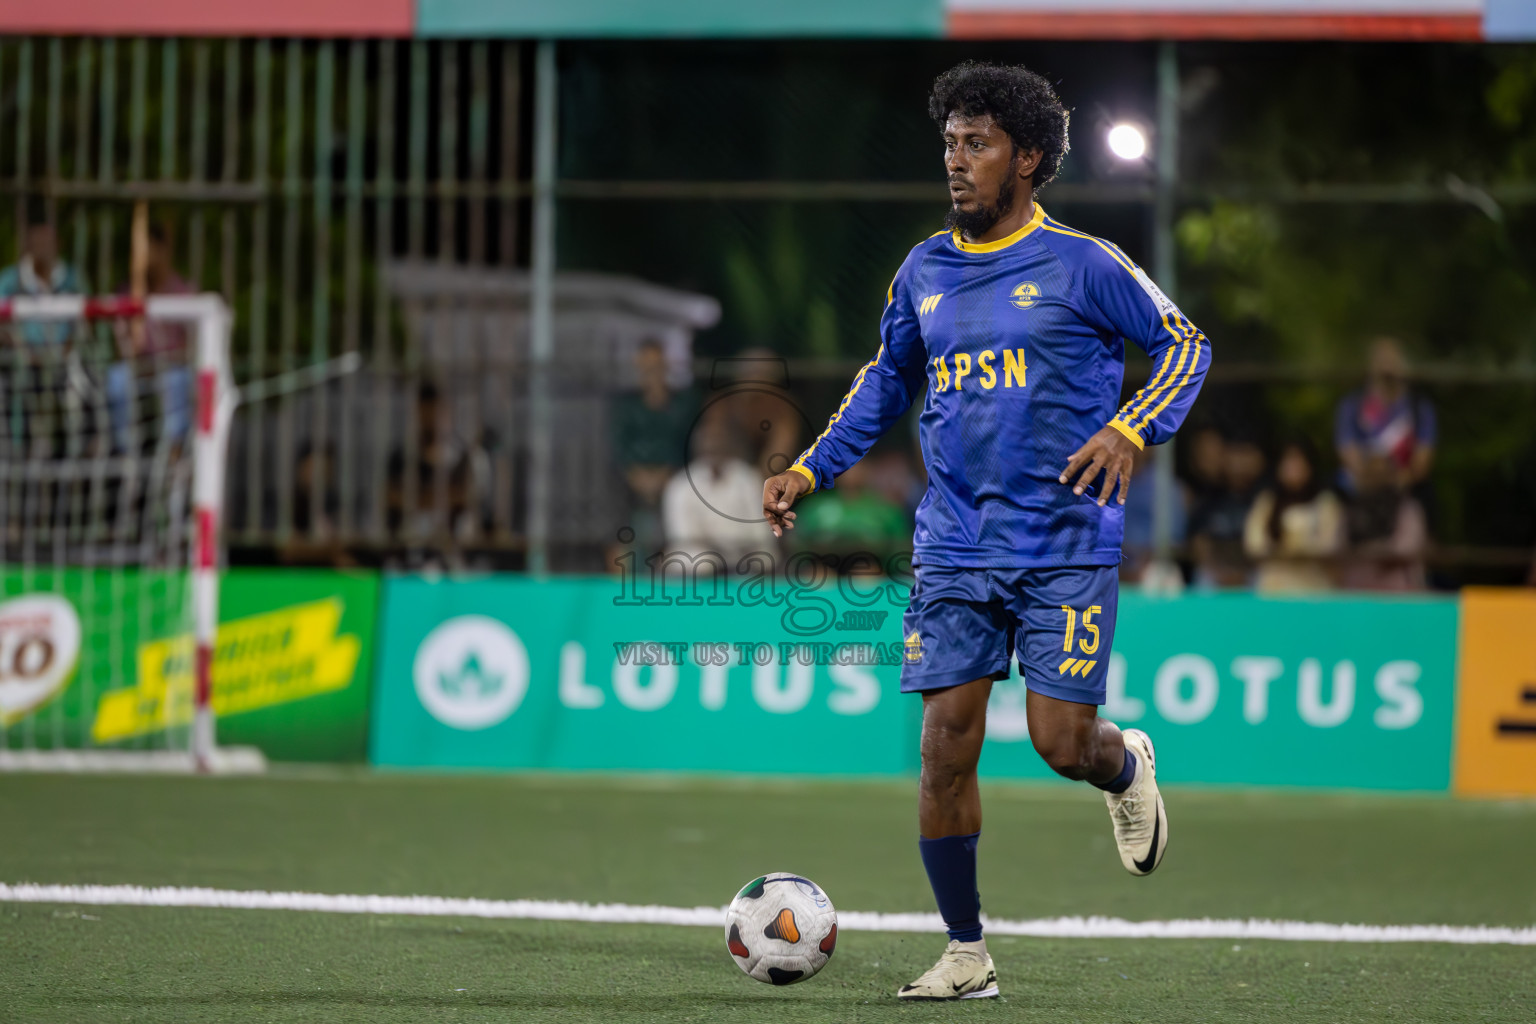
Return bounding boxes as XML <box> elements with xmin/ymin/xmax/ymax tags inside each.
<box><xmin>1453</xmin><ymin>588</ymin><xmax>1536</xmax><ymax>796</ymax></box>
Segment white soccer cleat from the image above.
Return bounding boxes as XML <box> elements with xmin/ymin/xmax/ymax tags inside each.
<box><xmin>896</xmin><ymin>939</ymin><xmax>999</xmax><ymax>1001</ymax></box>
<box><xmin>1106</xmin><ymin>728</ymin><xmax>1168</xmax><ymax>876</ymax></box>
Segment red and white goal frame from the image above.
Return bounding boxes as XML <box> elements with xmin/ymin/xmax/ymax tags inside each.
<box><xmin>0</xmin><ymin>293</ymin><xmax>253</xmax><ymax>773</ymax></box>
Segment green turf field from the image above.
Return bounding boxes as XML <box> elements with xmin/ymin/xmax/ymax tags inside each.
<box><xmin>2</xmin><ymin>772</ymin><xmax>1533</xmax><ymax>1022</ymax></box>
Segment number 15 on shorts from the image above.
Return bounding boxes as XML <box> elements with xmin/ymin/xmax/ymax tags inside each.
<box><xmin>1060</xmin><ymin>605</ymin><xmax>1102</xmax><ymax>656</ymax></box>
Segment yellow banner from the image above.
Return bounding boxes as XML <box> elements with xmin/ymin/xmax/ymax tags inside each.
<box><xmin>1453</xmin><ymin>588</ymin><xmax>1536</xmax><ymax>796</ymax></box>
<box><xmin>92</xmin><ymin>598</ymin><xmax>360</xmax><ymax>743</ymax></box>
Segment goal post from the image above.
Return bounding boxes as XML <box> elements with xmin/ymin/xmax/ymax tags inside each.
<box><xmin>0</xmin><ymin>294</ymin><xmax>262</xmax><ymax>773</ymax></box>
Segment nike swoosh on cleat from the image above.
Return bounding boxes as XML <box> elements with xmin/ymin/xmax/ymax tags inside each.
<box><xmin>1133</xmin><ymin>801</ymin><xmax>1162</xmax><ymax>874</ymax></box>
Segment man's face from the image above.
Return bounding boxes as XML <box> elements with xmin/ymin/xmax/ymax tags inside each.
<box><xmin>634</xmin><ymin>344</ymin><xmax>667</xmax><ymax>388</ymax></box>
<box><xmin>25</xmin><ymin>224</ymin><xmax>57</xmax><ymax>267</ymax></box>
<box><xmin>1368</xmin><ymin>340</ymin><xmax>1408</xmax><ymax>400</ymax></box>
<box><xmin>1224</xmin><ymin>442</ymin><xmax>1266</xmax><ymax>493</ymax></box>
<box><xmin>1191</xmin><ymin>429</ymin><xmax>1226</xmax><ymax>484</ymax></box>
<box><xmin>148</xmin><ymin>238</ymin><xmax>173</xmax><ymax>279</ymax></box>
<box><xmin>943</xmin><ymin>113</ymin><xmax>1032</xmax><ymax>236</ymax></box>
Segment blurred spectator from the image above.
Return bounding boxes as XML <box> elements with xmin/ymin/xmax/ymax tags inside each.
<box><xmin>1188</xmin><ymin>433</ymin><xmax>1265</xmax><ymax>588</ymax></box>
<box><xmin>109</xmin><ymin>222</ymin><xmax>196</xmax><ymax>453</ymax></box>
<box><xmin>279</xmin><ymin>441</ymin><xmax>357</xmax><ymax>568</ymax></box>
<box><xmin>864</xmin><ymin>447</ymin><xmax>924</xmax><ymax>520</ymax></box>
<box><xmin>1336</xmin><ymin>337</ymin><xmax>1435</xmax><ymax>494</ymax></box>
<box><xmin>719</xmin><ymin>347</ymin><xmax>801</xmax><ymax>479</ymax></box>
<box><xmin>0</xmin><ymin>199</ymin><xmax>89</xmax><ymax>454</ymax></box>
<box><xmin>1243</xmin><ymin>438</ymin><xmax>1345</xmax><ymax>593</ymax></box>
<box><xmin>610</xmin><ymin>339</ymin><xmax>696</xmax><ymax>555</ymax></box>
<box><xmin>1339</xmin><ymin>454</ymin><xmax>1428</xmax><ymax>591</ymax></box>
<box><xmin>0</xmin><ymin>199</ymin><xmax>89</xmax><ymax>347</ymax></box>
<box><xmin>385</xmin><ymin>379</ymin><xmax>488</xmax><ymax>571</ymax></box>
<box><xmin>1120</xmin><ymin>445</ymin><xmax>1188</xmax><ymax>585</ymax></box>
<box><xmin>1185</xmin><ymin>426</ymin><xmax>1226</xmax><ymax>505</ymax></box>
<box><xmin>792</xmin><ymin>456</ymin><xmax>911</xmax><ymax>564</ymax></box>
<box><xmin>661</xmin><ymin>406</ymin><xmax>764</xmax><ymax>572</ymax></box>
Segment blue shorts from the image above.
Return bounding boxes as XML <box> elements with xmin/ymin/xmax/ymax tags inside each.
<box><xmin>899</xmin><ymin>564</ymin><xmax>1119</xmax><ymax>706</ymax></box>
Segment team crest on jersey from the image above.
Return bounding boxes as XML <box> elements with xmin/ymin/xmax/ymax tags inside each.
<box><xmin>904</xmin><ymin>631</ymin><xmax>925</xmax><ymax>663</ymax></box>
<box><xmin>1010</xmin><ymin>281</ymin><xmax>1041</xmax><ymax>309</ymax></box>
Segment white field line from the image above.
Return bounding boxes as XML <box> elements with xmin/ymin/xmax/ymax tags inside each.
<box><xmin>3</xmin><ymin>883</ymin><xmax>1533</xmax><ymax>946</ymax></box>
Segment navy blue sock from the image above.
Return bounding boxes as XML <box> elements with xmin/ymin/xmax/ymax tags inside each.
<box><xmin>1096</xmin><ymin>747</ymin><xmax>1138</xmax><ymax>794</ymax></box>
<box><xmin>918</xmin><ymin>832</ymin><xmax>983</xmax><ymax>943</ymax></box>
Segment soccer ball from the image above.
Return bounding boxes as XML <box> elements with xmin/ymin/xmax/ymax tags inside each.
<box><xmin>724</xmin><ymin>872</ymin><xmax>838</xmax><ymax>985</ymax></box>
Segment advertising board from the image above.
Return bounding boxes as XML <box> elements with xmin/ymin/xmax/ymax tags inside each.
<box><xmin>0</xmin><ymin>568</ymin><xmax>378</xmax><ymax>762</ymax></box>
<box><xmin>372</xmin><ymin>574</ymin><xmax>1458</xmax><ymax>789</ymax></box>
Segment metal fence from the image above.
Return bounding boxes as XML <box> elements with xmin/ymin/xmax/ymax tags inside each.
<box><xmin>0</xmin><ymin>36</ymin><xmax>540</xmax><ymax>563</ymax></box>
<box><xmin>4</xmin><ymin>36</ymin><xmax>1534</xmax><ymax>580</ymax></box>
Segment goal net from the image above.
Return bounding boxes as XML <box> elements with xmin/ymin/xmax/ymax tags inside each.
<box><xmin>0</xmin><ymin>294</ymin><xmax>259</xmax><ymax>772</ymax></box>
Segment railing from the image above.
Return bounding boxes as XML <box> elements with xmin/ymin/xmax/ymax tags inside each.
<box><xmin>1</xmin><ymin>37</ymin><xmax>530</xmax><ymax>558</ymax></box>
<box><xmin>3</xmin><ymin>36</ymin><xmax>1532</xmax><ymax>579</ymax></box>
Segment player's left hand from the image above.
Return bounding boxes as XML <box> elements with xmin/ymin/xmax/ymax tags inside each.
<box><xmin>1059</xmin><ymin>426</ymin><xmax>1139</xmax><ymax>507</ymax></box>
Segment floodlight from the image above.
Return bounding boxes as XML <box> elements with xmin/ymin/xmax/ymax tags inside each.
<box><xmin>1107</xmin><ymin>124</ymin><xmax>1147</xmax><ymax>161</ymax></box>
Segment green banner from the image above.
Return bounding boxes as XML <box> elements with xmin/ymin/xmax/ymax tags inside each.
<box><xmin>417</xmin><ymin>0</ymin><xmax>943</xmax><ymax>38</ymax></box>
<box><xmin>370</xmin><ymin>575</ymin><xmax>1457</xmax><ymax>790</ymax></box>
<box><xmin>979</xmin><ymin>593</ymin><xmax>1457</xmax><ymax>790</ymax></box>
<box><xmin>0</xmin><ymin>567</ymin><xmax>378</xmax><ymax>762</ymax></box>
<box><xmin>372</xmin><ymin>575</ymin><xmax>920</xmax><ymax>774</ymax></box>
<box><xmin>194</xmin><ymin>570</ymin><xmax>378</xmax><ymax>763</ymax></box>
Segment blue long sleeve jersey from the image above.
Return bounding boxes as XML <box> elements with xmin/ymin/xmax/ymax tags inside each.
<box><xmin>790</xmin><ymin>204</ymin><xmax>1211</xmax><ymax>568</ymax></box>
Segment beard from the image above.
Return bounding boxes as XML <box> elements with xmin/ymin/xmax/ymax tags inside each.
<box><xmin>945</xmin><ymin>173</ymin><xmax>1018</xmax><ymax>238</ymax></box>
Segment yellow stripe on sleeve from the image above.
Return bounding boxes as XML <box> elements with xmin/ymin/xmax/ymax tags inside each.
<box><xmin>1124</xmin><ymin>333</ymin><xmax>1191</xmax><ymax>430</ymax></box>
<box><xmin>1136</xmin><ymin>334</ymin><xmax>1205</xmax><ymax>433</ymax></box>
<box><xmin>1043</xmin><ymin>220</ymin><xmax>1188</xmax><ymax>424</ymax></box>
<box><xmin>1043</xmin><ymin>217</ymin><xmax>1204</xmax><ymax>437</ymax></box>
<box><xmin>1121</xmin><ymin>345</ymin><xmax>1177</xmax><ymax>426</ymax></box>
<box><xmin>793</xmin><ymin>345</ymin><xmax>884</xmax><ymax>474</ymax></box>
<box><xmin>1108</xmin><ymin>418</ymin><xmax>1146</xmax><ymax>450</ymax></box>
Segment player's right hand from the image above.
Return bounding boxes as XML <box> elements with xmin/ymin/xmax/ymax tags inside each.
<box><xmin>762</xmin><ymin>470</ymin><xmax>813</xmax><ymax>538</ymax></box>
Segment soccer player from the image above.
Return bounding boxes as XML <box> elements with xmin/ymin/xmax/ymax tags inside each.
<box><xmin>762</xmin><ymin>62</ymin><xmax>1210</xmax><ymax>1000</ymax></box>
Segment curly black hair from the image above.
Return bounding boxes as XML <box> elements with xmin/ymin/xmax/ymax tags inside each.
<box><xmin>929</xmin><ymin>62</ymin><xmax>1070</xmax><ymax>194</ymax></box>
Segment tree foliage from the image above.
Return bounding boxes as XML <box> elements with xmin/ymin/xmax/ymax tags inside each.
<box><xmin>1170</xmin><ymin>45</ymin><xmax>1536</xmax><ymax>558</ymax></box>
